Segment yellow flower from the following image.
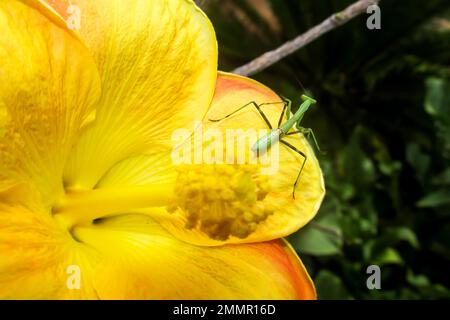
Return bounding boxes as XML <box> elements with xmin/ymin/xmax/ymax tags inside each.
<box><xmin>0</xmin><ymin>0</ymin><xmax>324</xmax><ymax>299</ymax></box>
<box><xmin>160</xmin><ymin>72</ymin><xmax>326</xmax><ymax>246</ymax></box>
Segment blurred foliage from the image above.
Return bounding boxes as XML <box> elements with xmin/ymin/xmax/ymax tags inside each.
<box><xmin>202</xmin><ymin>0</ymin><xmax>450</xmax><ymax>299</ymax></box>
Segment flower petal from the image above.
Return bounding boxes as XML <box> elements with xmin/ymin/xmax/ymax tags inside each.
<box><xmin>92</xmin><ymin>72</ymin><xmax>325</xmax><ymax>246</ymax></box>
<box><xmin>0</xmin><ymin>210</ymin><xmax>314</xmax><ymax>299</ymax></box>
<box><xmin>74</xmin><ymin>214</ymin><xmax>315</xmax><ymax>299</ymax></box>
<box><xmin>0</xmin><ymin>201</ymin><xmax>101</xmax><ymax>299</ymax></box>
<box><xmin>48</xmin><ymin>0</ymin><xmax>218</xmax><ymax>189</ymax></box>
<box><xmin>0</xmin><ymin>0</ymin><xmax>101</xmax><ymax>204</ymax></box>
<box><xmin>153</xmin><ymin>72</ymin><xmax>325</xmax><ymax>245</ymax></box>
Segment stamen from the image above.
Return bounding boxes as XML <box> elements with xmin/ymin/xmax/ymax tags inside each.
<box><xmin>53</xmin><ymin>183</ymin><xmax>173</xmax><ymax>227</ymax></box>
<box><xmin>168</xmin><ymin>164</ymin><xmax>273</xmax><ymax>241</ymax></box>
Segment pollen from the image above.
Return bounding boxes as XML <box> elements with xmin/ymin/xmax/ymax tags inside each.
<box><xmin>168</xmin><ymin>164</ymin><xmax>273</xmax><ymax>241</ymax></box>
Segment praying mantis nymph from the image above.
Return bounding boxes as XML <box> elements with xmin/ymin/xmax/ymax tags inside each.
<box><xmin>209</xmin><ymin>94</ymin><xmax>321</xmax><ymax>199</ymax></box>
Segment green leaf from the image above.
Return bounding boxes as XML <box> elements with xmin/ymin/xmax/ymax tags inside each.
<box><xmin>433</xmin><ymin>168</ymin><xmax>450</xmax><ymax>185</ymax></box>
<box><xmin>338</xmin><ymin>128</ymin><xmax>376</xmax><ymax>189</ymax></box>
<box><xmin>289</xmin><ymin>213</ymin><xmax>343</xmax><ymax>256</ymax></box>
<box><xmin>315</xmin><ymin>270</ymin><xmax>352</xmax><ymax>300</ymax></box>
<box><xmin>425</xmin><ymin>77</ymin><xmax>450</xmax><ymax>158</ymax></box>
<box><xmin>417</xmin><ymin>189</ymin><xmax>450</xmax><ymax>207</ymax></box>
<box><xmin>407</xmin><ymin>270</ymin><xmax>431</xmax><ymax>287</ymax></box>
<box><xmin>406</xmin><ymin>143</ymin><xmax>431</xmax><ymax>182</ymax></box>
<box><xmin>385</xmin><ymin>227</ymin><xmax>420</xmax><ymax>249</ymax></box>
<box><xmin>364</xmin><ymin>227</ymin><xmax>419</xmax><ymax>262</ymax></box>
<box><xmin>374</xmin><ymin>248</ymin><xmax>404</xmax><ymax>265</ymax></box>
<box><xmin>425</xmin><ymin>77</ymin><xmax>450</xmax><ymax>117</ymax></box>
<box><xmin>289</xmin><ymin>224</ymin><xmax>341</xmax><ymax>256</ymax></box>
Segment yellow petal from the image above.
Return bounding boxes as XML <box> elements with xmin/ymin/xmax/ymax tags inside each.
<box><xmin>0</xmin><ymin>201</ymin><xmax>100</xmax><ymax>299</ymax></box>
<box><xmin>153</xmin><ymin>72</ymin><xmax>325</xmax><ymax>245</ymax></box>
<box><xmin>0</xmin><ymin>0</ymin><xmax>101</xmax><ymax>205</ymax></box>
<box><xmin>23</xmin><ymin>0</ymin><xmax>80</xmax><ymax>34</ymax></box>
<box><xmin>0</xmin><ymin>209</ymin><xmax>314</xmax><ymax>299</ymax></box>
<box><xmin>48</xmin><ymin>0</ymin><xmax>218</xmax><ymax>189</ymax></box>
<box><xmin>75</xmin><ymin>214</ymin><xmax>315</xmax><ymax>299</ymax></box>
<box><xmin>95</xmin><ymin>153</ymin><xmax>176</xmax><ymax>188</ymax></box>
<box><xmin>86</xmin><ymin>72</ymin><xmax>325</xmax><ymax>245</ymax></box>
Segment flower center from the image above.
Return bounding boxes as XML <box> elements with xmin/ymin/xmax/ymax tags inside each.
<box><xmin>168</xmin><ymin>164</ymin><xmax>273</xmax><ymax>241</ymax></box>
<box><xmin>52</xmin><ymin>164</ymin><xmax>273</xmax><ymax>241</ymax></box>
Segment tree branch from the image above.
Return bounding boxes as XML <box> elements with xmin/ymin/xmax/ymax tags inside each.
<box><xmin>232</xmin><ymin>0</ymin><xmax>380</xmax><ymax>76</ymax></box>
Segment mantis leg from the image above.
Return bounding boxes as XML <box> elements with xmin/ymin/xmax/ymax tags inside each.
<box><xmin>209</xmin><ymin>101</ymin><xmax>288</xmax><ymax>129</ymax></box>
<box><xmin>286</xmin><ymin>127</ymin><xmax>324</xmax><ymax>154</ymax></box>
<box><xmin>277</xmin><ymin>97</ymin><xmax>292</xmax><ymax>128</ymax></box>
<box><xmin>279</xmin><ymin>139</ymin><xmax>307</xmax><ymax>200</ymax></box>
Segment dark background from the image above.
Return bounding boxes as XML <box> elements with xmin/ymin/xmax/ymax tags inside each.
<box><xmin>200</xmin><ymin>0</ymin><xmax>450</xmax><ymax>299</ymax></box>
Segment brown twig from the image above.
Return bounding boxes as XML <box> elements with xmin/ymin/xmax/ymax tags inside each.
<box><xmin>310</xmin><ymin>222</ymin><xmax>344</xmax><ymax>241</ymax></box>
<box><xmin>232</xmin><ymin>0</ymin><xmax>380</xmax><ymax>76</ymax></box>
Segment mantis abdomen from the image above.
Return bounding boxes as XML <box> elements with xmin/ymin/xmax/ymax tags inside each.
<box><xmin>251</xmin><ymin>128</ymin><xmax>284</xmax><ymax>155</ymax></box>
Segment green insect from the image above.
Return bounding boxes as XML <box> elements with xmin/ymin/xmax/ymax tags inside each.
<box><xmin>209</xmin><ymin>94</ymin><xmax>321</xmax><ymax>199</ymax></box>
